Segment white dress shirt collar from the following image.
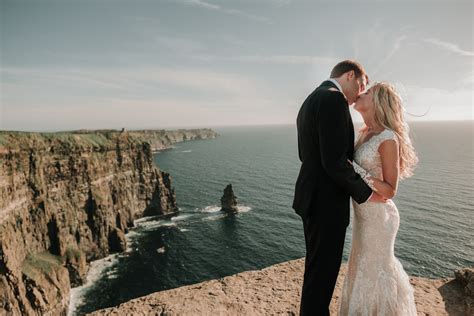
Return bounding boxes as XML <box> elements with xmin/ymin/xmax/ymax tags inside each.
<box><xmin>327</xmin><ymin>78</ymin><xmax>345</xmax><ymax>98</ymax></box>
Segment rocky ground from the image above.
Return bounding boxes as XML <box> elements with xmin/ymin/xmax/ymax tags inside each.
<box><xmin>89</xmin><ymin>258</ymin><xmax>472</xmax><ymax>316</ymax></box>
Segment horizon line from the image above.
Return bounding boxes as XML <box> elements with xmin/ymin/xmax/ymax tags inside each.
<box><xmin>1</xmin><ymin>119</ymin><xmax>473</xmax><ymax>133</ymax></box>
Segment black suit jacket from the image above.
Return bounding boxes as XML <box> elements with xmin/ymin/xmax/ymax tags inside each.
<box><xmin>292</xmin><ymin>80</ymin><xmax>372</xmax><ymax>224</ymax></box>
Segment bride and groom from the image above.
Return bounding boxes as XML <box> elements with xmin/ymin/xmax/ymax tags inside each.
<box><xmin>292</xmin><ymin>60</ymin><xmax>419</xmax><ymax>315</ymax></box>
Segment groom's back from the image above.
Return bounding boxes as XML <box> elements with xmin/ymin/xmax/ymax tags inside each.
<box><xmin>292</xmin><ymin>81</ymin><xmax>352</xmax><ymax>220</ymax></box>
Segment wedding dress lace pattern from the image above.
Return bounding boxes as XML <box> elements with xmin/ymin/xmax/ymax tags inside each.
<box><xmin>338</xmin><ymin>129</ymin><xmax>418</xmax><ymax>316</ymax></box>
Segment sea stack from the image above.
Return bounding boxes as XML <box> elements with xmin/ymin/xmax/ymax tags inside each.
<box><xmin>220</xmin><ymin>184</ymin><xmax>239</xmax><ymax>213</ymax></box>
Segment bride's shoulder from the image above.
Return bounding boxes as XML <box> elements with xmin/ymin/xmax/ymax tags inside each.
<box><xmin>379</xmin><ymin>129</ymin><xmax>399</xmax><ymax>145</ymax></box>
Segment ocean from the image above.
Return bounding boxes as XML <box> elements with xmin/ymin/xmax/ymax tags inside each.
<box><xmin>69</xmin><ymin>121</ymin><xmax>474</xmax><ymax>315</ymax></box>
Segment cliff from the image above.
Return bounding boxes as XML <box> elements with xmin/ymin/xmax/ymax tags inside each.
<box><xmin>0</xmin><ymin>128</ymin><xmax>218</xmax><ymax>315</ymax></box>
<box><xmin>63</xmin><ymin>128</ymin><xmax>218</xmax><ymax>153</ymax></box>
<box><xmin>88</xmin><ymin>258</ymin><xmax>472</xmax><ymax>316</ymax></box>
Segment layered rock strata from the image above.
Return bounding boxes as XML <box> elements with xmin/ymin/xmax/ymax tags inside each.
<box><xmin>0</xmin><ymin>128</ymin><xmax>218</xmax><ymax>315</ymax></box>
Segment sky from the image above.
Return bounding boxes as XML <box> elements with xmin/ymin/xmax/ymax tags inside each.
<box><xmin>1</xmin><ymin>0</ymin><xmax>473</xmax><ymax>131</ymax></box>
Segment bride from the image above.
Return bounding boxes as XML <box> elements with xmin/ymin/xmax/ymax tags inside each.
<box><xmin>338</xmin><ymin>82</ymin><xmax>419</xmax><ymax>315</ymax></box>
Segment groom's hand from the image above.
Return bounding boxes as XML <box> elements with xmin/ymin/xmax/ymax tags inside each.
<box><xmin>369</xmin><ymin>192</ymin><xmax>388</xmax><ymax>203</ymax></box>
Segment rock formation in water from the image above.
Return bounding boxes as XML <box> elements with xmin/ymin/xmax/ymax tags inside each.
<box><xmin>0</xmin><ymin>128</ymin><xmax>218</xmax><ymax>315</ymax></box>
<box><xmin>220</xmin><ymin>184</ymin><xmax>238</xmax><ymax>213</ymax></box>
<box><xmin>88</xmin><ymin>259</ymin><xmax>472</xmax><ymax>316</ymax></box>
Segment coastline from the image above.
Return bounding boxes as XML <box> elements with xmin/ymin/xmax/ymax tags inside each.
<box><xmin>88</xmin><ymin>258</ymin><xmax>472</xmax><ymax>315</ymax></box>
<box><xmin>0</xmin><ymin>128</ymin><xmax>218</xmax><ymax>315</ymax></box>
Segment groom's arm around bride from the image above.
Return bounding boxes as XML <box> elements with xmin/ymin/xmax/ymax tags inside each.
<box><xmin>292</xmin><ymin>67</ymin><xmax>379</xmax><ymax>224</ymax></box>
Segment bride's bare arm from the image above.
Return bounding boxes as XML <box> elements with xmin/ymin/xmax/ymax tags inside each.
<box><xmin>368</xmin><ymin>139</ymin><xmax>399</xmax><ymax>199</ymax></box>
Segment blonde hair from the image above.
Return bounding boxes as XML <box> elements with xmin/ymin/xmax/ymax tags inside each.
<box><xmin>361</xmin><ymin>82</ymin><xmax>418</xmax><ymax>179</ymax></box>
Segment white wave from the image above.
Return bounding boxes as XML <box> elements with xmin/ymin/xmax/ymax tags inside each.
<box><xmin>124</xmin><ymin>226</ymin><xmax>149</xmax><ymax>252</ymax></box>
<box><xmin>181</xmin><ymin>150</ymin><xmax>192</xmax><ymax>153</ymax></box>
<box><xmin>157</xmin><ymin>246</ymin><xmax>166</xmax><ymax>254</ymax></box>
<box><xmin>105</xmin><ymin>270</ymin><xmax>119</xmax><ymax>279</ymax></box>
<box><xmin>161</xmin><ymin>222</ymin><xmax>177</xmax><ymax>227</ymax></box>
<box><xmin>125</xmin><ymin>229</ymin><xmax>139</xmax><ymax>239</ymax></box>
<box><xmin>70</xmin><ymin>211</ymin><xmax>185</xmax><ymax>314</ymax></box>
<box><xmin>125</xmin><ymin>245</ymin><xmax>134</xmax><ymax>253</ymax></box>
<box><xmin>200</xmin><ymin>205</ymin><xmax>221</xmax><ymax>213</ymax></box>
<box><xmin>237</xmin><ymin>206</ymin><xmax>252</xmax><ymax>213</ymax></box>
<box><xmin>137</xmin><ymin>220</ymin><xmax>178</xmax><ymax>231</ymax></box>
<box><xmin>178</xmin><ymin>228</ymin><xmax>190</xmax><ymax>232</ymax></box>
<box><xmin>203</xmin><ymin>214</ymin><xmax>228</xmax><ymax>221</ymax></box>
<box><xmin>68</xmin><ymin>254</ymin><xmax>120</xmax><ymax>316</ymax></box>
<box><xmin>198</xmin><ymin>205</ymin><xmax>252</xmax><ymax>214</ymax></box>
<box><xmin>136</xmin><ymin>220</ymin><xmax>162</xmax><ymax>229</ymax></box>
<box><xmin>134</xmin><ymin>215</ymin><xmax>158</xmax><ymax>224</ymax></box>
<box><xmin>171</xmin><ymin>214</ymin><xmax>193</xmax><ymax>221</ymax></box>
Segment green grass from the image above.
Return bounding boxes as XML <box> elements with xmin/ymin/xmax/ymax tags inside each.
<box><xmin>0</xmin><ymin>129</ymin><xmax>218</xmax><ymax>151</ymax></box>
<box><xmin>0</xmin><ymin>131</ymin><xmax>119</xmax><ymax>150</ymax></box>
<box><xmin>21</xmin><ymin>251</ymin><xmax>63</xmax><ymax>280</ymax></box>
<box><xmin>64</xmin><ymin>246</ymin><xmax>82</xmax><ymax>263</ymax></box>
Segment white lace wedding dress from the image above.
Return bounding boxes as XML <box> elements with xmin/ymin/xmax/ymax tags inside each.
<box><xmin>338</xmin><ymin>129</ymin><xmax>418</xmax><ymax>316</ymax></box>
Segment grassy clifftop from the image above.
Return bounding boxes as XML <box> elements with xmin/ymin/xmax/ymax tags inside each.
<box><xmin>0</xmin><ymin>128</ymin><xmax>218</xmax><ymax>151</ymax></box>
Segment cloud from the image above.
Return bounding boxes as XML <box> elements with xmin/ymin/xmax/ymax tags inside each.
<box><xmin>371</xmin><ymin>35</ymin><xmax>408</xmax><ymax>76</ymax></box>
<box><xmin>232</xmin><ymin>55</ymin><xmax>336</xmax><ymax>64</ymax></box>
<box><xmin>186</xmin><ymin>0</ymin><xmax>220</xmax><ymax>10</ymax></box>
<box><xmin>193</xmin><ymin>54</ymin><xmax>337</xmax><ymax>65</ymax></box>
<box><xmin>1</xmin><ymin>65</ymin><xmax>283</xmax><ymax>130</ymax></box>
<box><xmin>1</xmin><ymin>90</ymin><xmax>283</xmax><ymax>131</ymax></box>
<box><xmin>424</xmin><ymin>38</ymin><xmax>474</xmax><ymax>57</ymax></box>
<box><xmin>352</xmin><ymin>20</ymin><xmax>413</xmax><ymax>77</ymax></box>
<box><xmin>124</xmin><ymin>15</ymin><xmax>161</xmax><ymax>24</ymax></box>
<box><xmin>349</xmin><ymin>82</ymin><xmax>472</xmax><ymax>122</ymax></box>
<box><xmin>153</xmin><ymin>35</ymin><xmax>205</xmax><ymax>53</ymax></box>
<box><xmin>381</xmin><ymin>85</ymin><xmax>471</xmax><ymax>121</ymax></box>
<box><xmin>1</xmin><ymin>64</ymin><xmax>297</xmax><ymax>131</ymax></box>
<box><xmin>1</xmin><ymin>66</ymin><xmax>270</xmax><ymax>97</ymax></box>
<box><xmin>179</xmin><ymin>0</ymin><xmax>271</xmax><ymax>23</ymax></box>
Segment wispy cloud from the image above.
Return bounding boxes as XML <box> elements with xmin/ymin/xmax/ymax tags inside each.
<box><xmin>2</xmin><ymin>93</ymin><xmax>289</xmax><ymax>131</ymax></box>
<box><xmin>350</xmin><ymin>84</ymin><xmax>473</xmax><ymax>122</ymax></box>
<box><xmin>1</xmin><ymin>68</ymin><xmax>284</xmax><ymax>131</ymax></box>
<box><xmin>193</xmin><ymin>54</ymin><xmax>337</xmax><ymax>65</ymax></box>
<box><xmin>186</xmin><ymin>0</ymin><xmax>219</xmax><ymax>10</ymax></box>
<box><xmin>179</xmin><ymin>0</ymin><xmax>271</xmax><ymax>23</ymax></box>
<box><xmin>233</xmin><ymin>55</ymin><xmax>336</xmax><ymax>64</ymax></box>
<box><xmin>153</xmin><ymin>35</ymin><xmax>205</xmax><ymax>53</ymax></box>
<box><xmin>402</xmin><ymin>85</ymin><xmax>473</xmax><ymax>120</ymax></box>
<box><xmin>1</xmin><ymin>66</ymin><xmax>271</xmax><ymax>97</ymax></box>
<box><xmin>371</xmin><ymin>34</ymin><xmax>408</xmax><ymax>76</ymax></box>
<box><xmin>352</xmin><ymin>20</ymin><xmax>414</xmax><ymax>78</ymax></box>
<box><xmin>124</xmin><ymin>15</ymin><xmax>161</xmax><ymax>24</ymax></box>
<box><xmin>424</xmin><ymin>38</ymin><xmax>474</xmax><ymax>57</ymax></box>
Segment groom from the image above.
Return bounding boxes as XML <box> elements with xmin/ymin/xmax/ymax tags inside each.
<box><xmin>292</xmin><ymin>60</ymin><xmax>386</xmax><ymax>315</ymax></box>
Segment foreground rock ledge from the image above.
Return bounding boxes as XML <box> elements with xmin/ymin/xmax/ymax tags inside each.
<box><xmin>88</xmin><ymin>258</ymin><xmax>469</xmax><ymax>316</ymax></box>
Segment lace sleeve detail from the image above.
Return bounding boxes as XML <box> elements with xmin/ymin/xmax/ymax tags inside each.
<box><xmin>379</xmin><ymin>129</ymin><xmax>399</xmax><ymax>146</ymax></box>
<box><xmin>352</xmin><ymin>160</ymin><xmax>378</xmax><ymax>192</ymax></box>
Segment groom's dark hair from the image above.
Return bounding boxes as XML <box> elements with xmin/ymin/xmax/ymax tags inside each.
<box><xmin>330</xmin><ymin>60</ymin><xmax>369</xmax><ymax>83</ymax></box>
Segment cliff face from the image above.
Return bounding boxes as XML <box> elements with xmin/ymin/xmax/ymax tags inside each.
<box><xmin>104</xmin><ymin>128</ymin><xmax>218</xmax><ymax>152</ymax></box>
<box><xmin>0</xmin><ymin>129</ymin><xmax>218</xmax><ymax>315</ymax></box>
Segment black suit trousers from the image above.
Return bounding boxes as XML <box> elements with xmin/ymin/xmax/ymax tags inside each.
<box><xmin>299</xmin><ymin>213</ymin><xmax>348</xmax><ymax>316</ymax></box>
